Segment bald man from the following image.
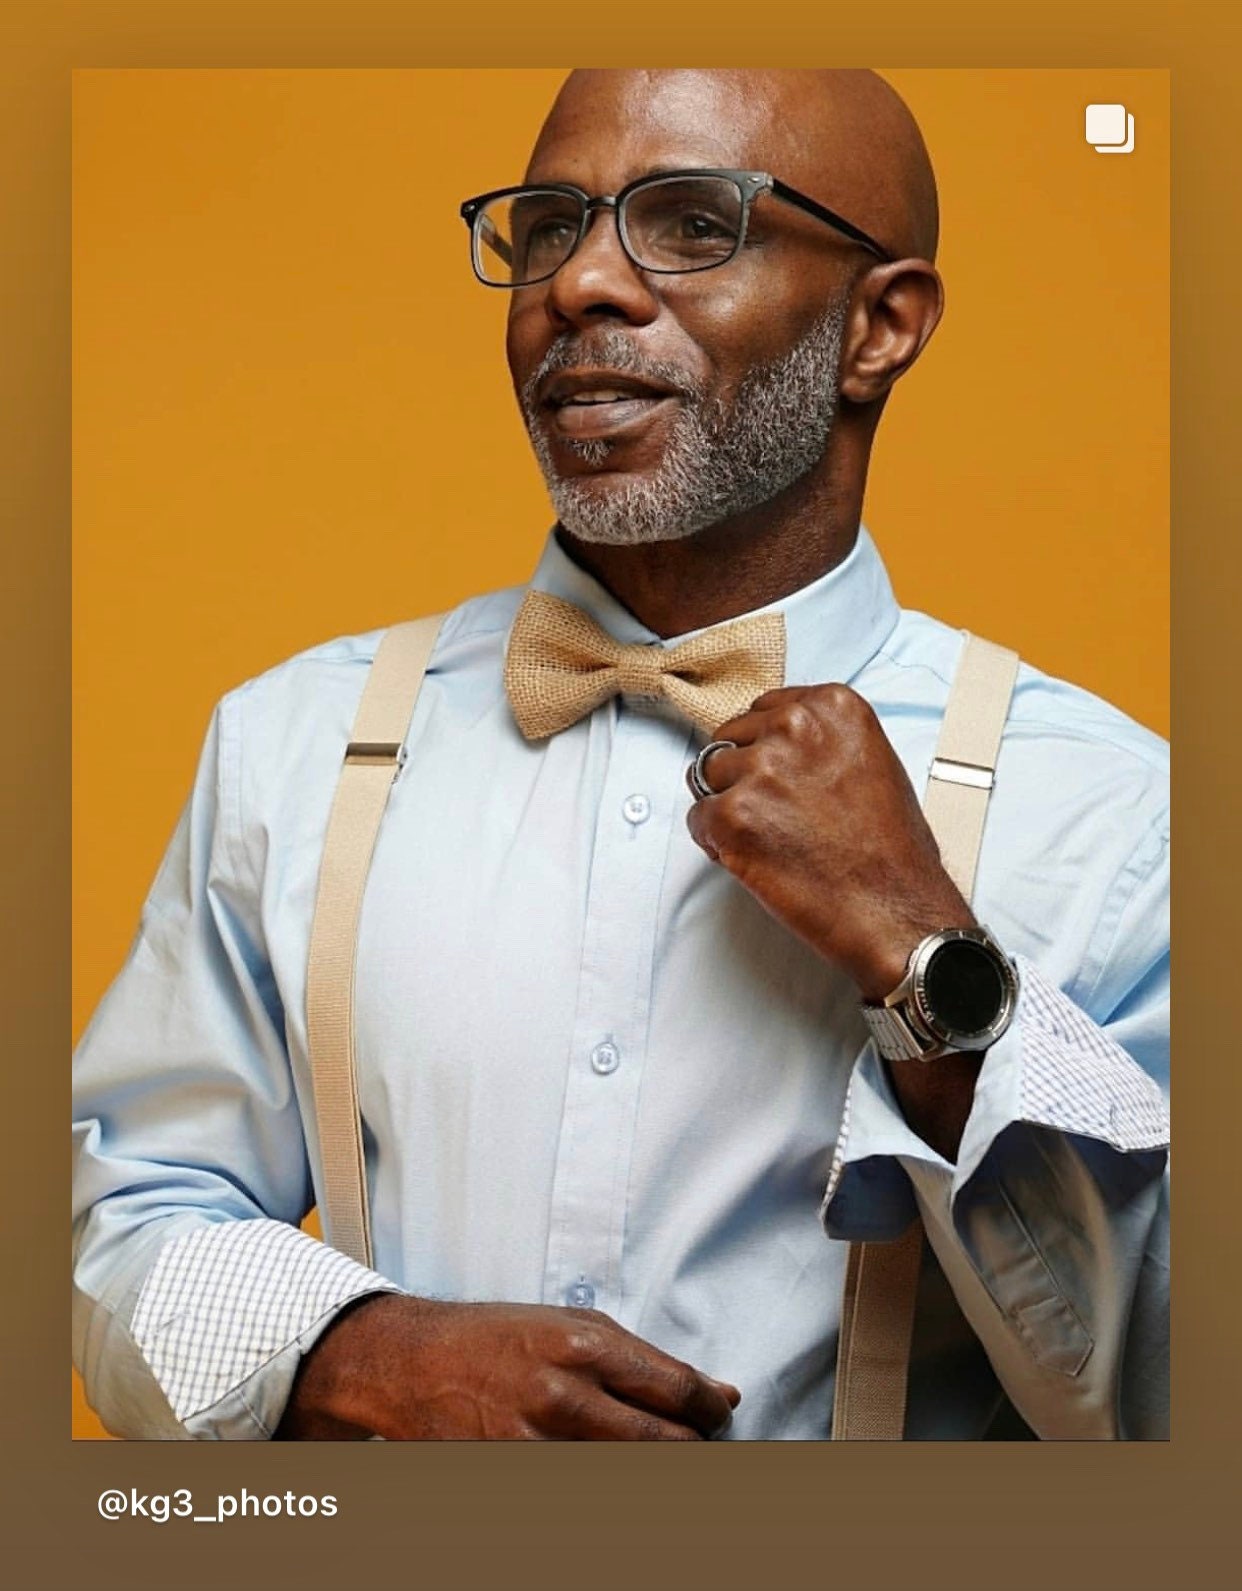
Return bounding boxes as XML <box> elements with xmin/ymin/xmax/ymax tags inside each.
<box><xmin>72</xmin><ymin>70</ymin><xmax>1168</xmax><ymax>1440</ymax></box>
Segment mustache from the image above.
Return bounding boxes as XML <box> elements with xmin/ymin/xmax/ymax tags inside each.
<box><xmin>520</xmin><ymin>329</ymin><xmax>703</xmax><ymax>414</ymax></box>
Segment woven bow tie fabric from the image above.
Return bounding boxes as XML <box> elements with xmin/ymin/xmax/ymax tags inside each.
<box><xmin>504</xmin><ymin>588</ymin><xmax>787</xmax><ymax>741</ymax></box>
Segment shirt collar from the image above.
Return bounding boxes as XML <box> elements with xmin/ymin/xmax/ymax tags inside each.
<box><xmin>525</xmin><ymin>523</ymin><xmax>901</xmax><ymax>687</ymax></box>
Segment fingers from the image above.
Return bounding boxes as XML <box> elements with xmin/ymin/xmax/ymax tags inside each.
<box><xmin>710</xmin><ymin>683</ymin><xmax>862</xmax><ymax>752</ymax></box>
<box><xmin>685</xmin><ymin>738</ymin><xmax>749</xmax><ymax>800</ymax></box>
<box><xmin>691</xmin><ymin>683</ymin><xmax>866</xmax><ymax>804</ymax></box>
<box><xmin>709</xmin><ymin>684</ymin><xmax>815</xmax><ymax>747</ymax></box>
<box><xmin>553</xmin><ymin>1389</ymin><xmax>706</xmax><ymax>1441</ymax></box>
<box><xmin>690</xmin><ymin>689</ymin><xmax>821</xmax><ymax>797</ymax></box>
<box><xmin>541</xmin><ymin>1312</ymin><xmax>740</xmax><ymax>1438</ymax></box>
<box><xmin>703</xmin><ymin>708</ymin><xmax>768</xmax><ymax>752</ymax></box>
<box><xmin>746</xmin><ymin>685</ymin><xmax>809</xmax><ymax>712</ymax></box>
<box><xmin>595</xmin><ymin>1337</ymin><xmax>740</xmax><ymax>1438</ymax></box>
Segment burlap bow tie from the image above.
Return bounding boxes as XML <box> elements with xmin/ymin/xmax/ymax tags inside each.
<box><xmin>504</xmin><ymin>587</ymin><xmax>787</xmax><ymax>741</ymax></box>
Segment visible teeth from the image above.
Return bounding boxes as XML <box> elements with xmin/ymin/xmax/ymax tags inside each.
<box><xmin>565</xmin><ymin>388</ymin><xmax>647</xmax><ymax>404</ymax></box>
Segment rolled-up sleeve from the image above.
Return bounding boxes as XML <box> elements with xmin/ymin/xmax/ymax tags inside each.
<box><xmin>820</xmin><ymin>819</ymin><xmax>1169</xmax><ymax>1439</ymax></box>
<box><xmin>72</xmin><ymin>695</ymin><xmax>399</xmax><ymax>1439</ymax></box>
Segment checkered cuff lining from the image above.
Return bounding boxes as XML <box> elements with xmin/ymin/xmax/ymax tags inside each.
<box><xmin>825</xmin><ymin>1082</ymin><xmax>854</xmax><ymax>1208</ymax></box>
<box><xmin>130</xmin><ymin>1219</ymin><xmax>400</xmax><ymax>1424</ymax></box>
<box><xmin>1017</xmin><ymin>958</ymin><xmax>1167</xmax><ymax>1151</ymax></box>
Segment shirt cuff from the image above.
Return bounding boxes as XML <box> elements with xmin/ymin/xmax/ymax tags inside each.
<box><xmin>820</xmin><ymin>955</ymin><xmax>1169</xmax><ymax>1241</ymax></box>
<box><xmin>129</xmin><ymin>1218</ymin><xmax>402</xmax><ymax>1437</ymax></box>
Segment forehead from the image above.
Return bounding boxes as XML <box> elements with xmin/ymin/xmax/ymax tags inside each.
<box><xmin>524</xmin><ymin>70</ymin><xmax>809</xmax><ymax>189</ymax></box>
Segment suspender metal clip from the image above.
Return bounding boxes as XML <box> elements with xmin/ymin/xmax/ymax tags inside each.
<box><xmin>929</xmin><ymin>756</ymin><xmax>995</xmax><ymax>791</ymax></box>
<box><xmin>344</xmin><ymin>741</ymin><xmax>403</xmax><ymax>767</ymax></box>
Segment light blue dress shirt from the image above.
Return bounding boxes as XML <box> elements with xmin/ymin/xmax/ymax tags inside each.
<box><xmin>72</xmin><ymin>526</ymin><xmax>1169</xmax><ymax>1440</ymax></box>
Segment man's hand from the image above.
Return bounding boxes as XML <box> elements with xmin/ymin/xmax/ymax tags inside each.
<box><xmin>276</xmin><ymin>1294</ymin><xmax>741</xmax><ymax>1441</ymax></box>
<box><xmin>685</xmin><ymin>684</ymin><xmax>975</xmax><ymax>1000</ymax></box>
<box><xmin>686</xmin><ymin>683</ymin><xmax>987</xmax><ymax>1161</ymax></box>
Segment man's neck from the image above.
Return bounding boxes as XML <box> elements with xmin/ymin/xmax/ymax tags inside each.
<box><xmin>555</xmin><ymin>464</ymin><xmax>864</xmax><ymax>639</ymax></box>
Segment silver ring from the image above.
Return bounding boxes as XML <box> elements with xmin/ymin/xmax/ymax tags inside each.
<box><xmin>688</xmin><ymin>739</ymin><xmax>737</xmax><ymax>801</ymax></box>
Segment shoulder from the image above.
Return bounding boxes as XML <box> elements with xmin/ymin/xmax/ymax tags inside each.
<box><xmin>208</xmin><ymin>582</ymin><xmax>524</xmax><ymax>820</ymax></box>
<box><xmin>869</xmin><ymin>607</ymin><xmax>1167</xmax><ymax>788</ymax></box>
<box><xmin>217</xmin><ymin>582</ymin><xmax>523</xmax><ymax>727</ymax></box>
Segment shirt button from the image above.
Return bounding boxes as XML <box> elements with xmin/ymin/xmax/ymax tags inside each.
<box><xmin>568</xmin><ymin>1280</ymin><xmax>596</xmax><ymax>1309</ymax></box>
<box><xmin>590</xmin><ymin>1040</ymin><xmax>620</xmax><ymax>1075</ymax></box>
<box><xmin>622</xmin><ymin>793</ymin><xmax>650</xmax><ymax>825</ymax></box>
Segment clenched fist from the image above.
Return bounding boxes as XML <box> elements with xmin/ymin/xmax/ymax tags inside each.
<box><xmin>685</xmin><ymin>683</ymin><xmax>975</xmax><ymax>1001</ymax></box>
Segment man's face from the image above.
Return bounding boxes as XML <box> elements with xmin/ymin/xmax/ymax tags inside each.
<box><xmin>505</xmin><ymin>72</ymin><xmax>860</xmax><ymax>546</ymax></box>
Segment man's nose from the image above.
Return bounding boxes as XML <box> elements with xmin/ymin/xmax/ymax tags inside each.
<box><xmin>543</xmin><ymin>206</ymin><xmax>660</xmax><ymax>329</ymax></box>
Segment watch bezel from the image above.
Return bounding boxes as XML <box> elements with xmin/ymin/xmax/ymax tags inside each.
<box><xmin>906</xmin><ymin>928</ymin><xmax>1018</xmax><ymax>1050</ymax></box>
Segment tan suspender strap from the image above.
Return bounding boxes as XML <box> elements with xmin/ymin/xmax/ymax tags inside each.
<box><xmin>832</xmin><ymin>1224</ymin><xmax>925</xmax><ymax>1439</ymax></box>
<box><xmin>306</xmin><ymin>614</ymin><xmax>446</xmax><ymax>1269</ymax></box>
<box><xmin>832</xmin><ymin>631</ymin><xmax>1020</xmax><ymax>1439</ymax></box>
<box><xmin>921</xmin><ymin>635</ymin><xmax>1021</xmax><ymax>903</ymax></box>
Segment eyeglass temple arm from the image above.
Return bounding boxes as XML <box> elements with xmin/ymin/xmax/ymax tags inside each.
<box><xmin>474</xmin><ymin>210</ymin><xmax>513</xmax><ymax>267</ymax></box>
<box><xmin>767</xmin><ymin>178</ymin><xmax>893</xmax><ymax>263</ymax></box>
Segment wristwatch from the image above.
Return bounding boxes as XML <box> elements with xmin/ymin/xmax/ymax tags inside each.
<box><xmin>859</xmin><ymin>926</ymin><xmax>1019</xmax><ymax>1062</ymax></box>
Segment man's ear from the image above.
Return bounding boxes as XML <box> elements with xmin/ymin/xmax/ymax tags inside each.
<box><xmin>838</xmin><ymin>260</ymin><xmax>944</xmax><ymax>404</ymax></box>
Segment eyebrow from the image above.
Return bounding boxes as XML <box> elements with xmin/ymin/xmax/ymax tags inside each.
<box><xmin>640</xmin><ymin>160</ymin><xmax>740</xmax><ymax>178</ymax></box>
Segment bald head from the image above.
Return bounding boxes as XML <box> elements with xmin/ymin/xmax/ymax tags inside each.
<box><xmin>530</xmin><ymin>68</ymin><xmax>939</xmax><ymax>263</ymax></box>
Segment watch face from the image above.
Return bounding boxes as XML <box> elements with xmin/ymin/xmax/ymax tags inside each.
<box><xmin>921</xmin><ymin>938</ymin><xmax>1007</xmax><ymax>1037</ymax></box>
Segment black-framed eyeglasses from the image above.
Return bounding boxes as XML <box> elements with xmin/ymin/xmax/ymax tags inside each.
<box><xmin>459</xmin><ymin>167</ymin><xmax>894</xmax><ymax>288</ymax></box>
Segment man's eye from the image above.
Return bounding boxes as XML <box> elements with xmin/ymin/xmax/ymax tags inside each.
<box><xmin>529</xmin><ymin>218</ymin><xmax>575</xmax><ymax>248</ymax></box>
<box><xmin>677</xmin><ymin>211</ymin><xmax>732</xmax><ymax>240</ymax></box>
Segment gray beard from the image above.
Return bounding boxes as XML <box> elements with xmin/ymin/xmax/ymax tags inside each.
<box><xmin>520</xmin><ymin>301</ymin><xmax>849</xmax><ymax>546</ymax></box>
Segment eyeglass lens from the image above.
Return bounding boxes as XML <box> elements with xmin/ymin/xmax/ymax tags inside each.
<box><xmin>474</xmin><ymin>175</ymin><xmax>746</xmax><ymax>285</ymax></box>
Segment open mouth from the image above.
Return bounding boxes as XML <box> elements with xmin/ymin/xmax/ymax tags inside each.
<box><xmin>542</xmin><ymin>370</ymin><xmax>681</xmax><ymax>441</ymax></box>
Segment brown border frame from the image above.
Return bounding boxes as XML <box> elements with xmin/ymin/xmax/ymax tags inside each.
<box><xmin>6</xmin><ymin>4</ymin><xmax>1237</xmax><ymax>1587</ymax></box>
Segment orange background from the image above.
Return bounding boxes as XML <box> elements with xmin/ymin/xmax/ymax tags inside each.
<box><xmin>72</xmin><ymin>68</ymin><xmax>1168</xmax><ymax>1437</ymax></box>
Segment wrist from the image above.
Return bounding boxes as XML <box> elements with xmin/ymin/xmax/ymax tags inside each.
<box><xmin>279</xmin><ymin>1291</ymin><xmax>409</xmax><ymax>1438</ymax></box>
<box><xmin>853</xmin><ymin>904</ymin><xmax>977</xmax><ymax>1004</ymax></box>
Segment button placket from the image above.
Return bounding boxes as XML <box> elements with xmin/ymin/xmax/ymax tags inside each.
<box><xmin>540</xmin><ymin>712</ymin><xmax>694</xmax><ymax>1317</ymax></box>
